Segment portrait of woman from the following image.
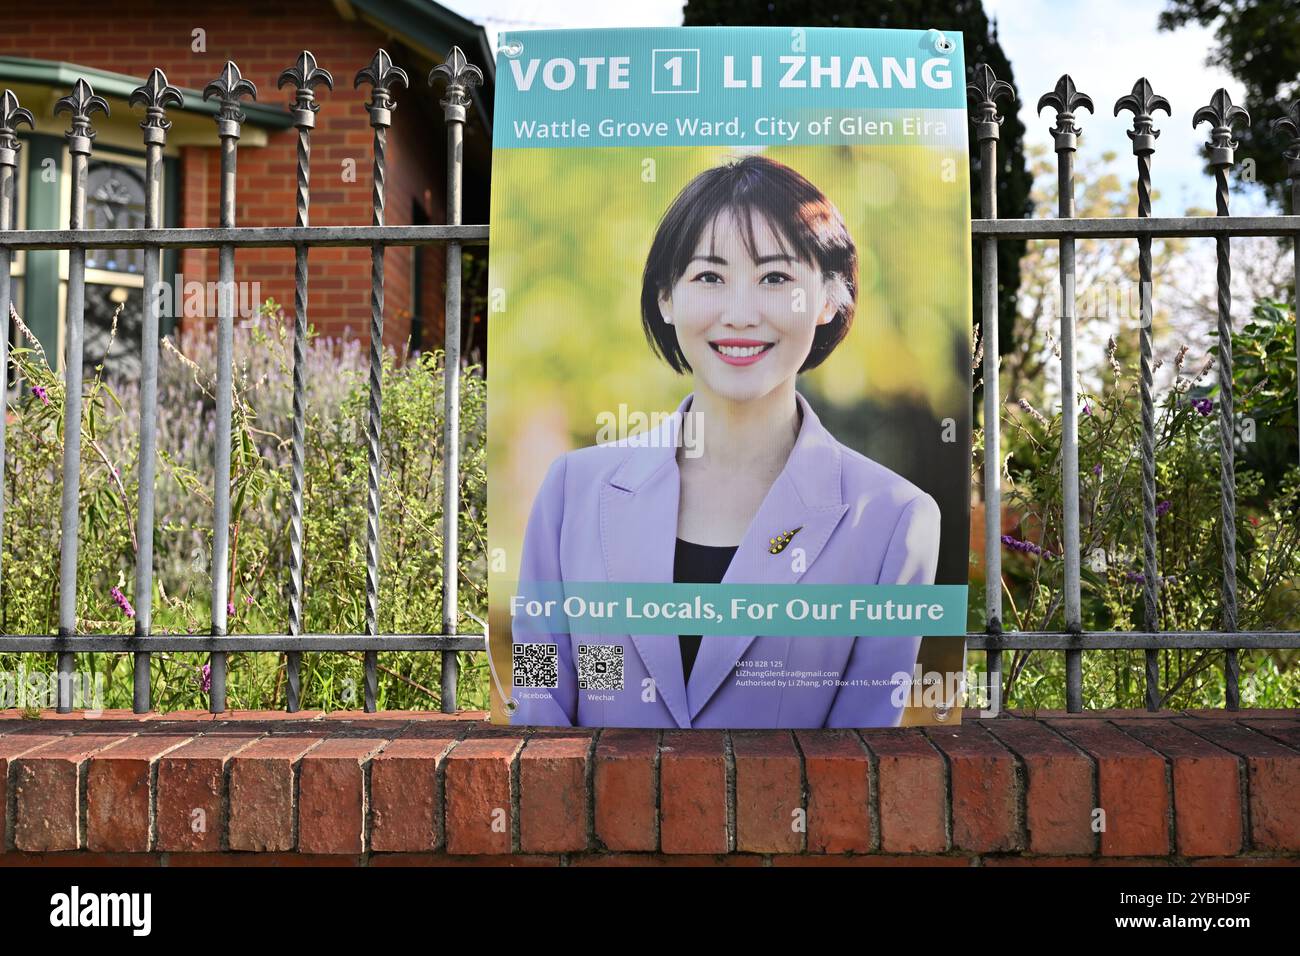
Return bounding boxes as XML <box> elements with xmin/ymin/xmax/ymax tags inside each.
<box><xmin>508</xmin><ymin>154</ymin><xmax>942</xmax><ymax>729</ymax></box>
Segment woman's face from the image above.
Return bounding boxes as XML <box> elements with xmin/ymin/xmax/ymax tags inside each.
<box><xmin>658</xmin><ymin>210</ymin><xmax>837</xmax><ymax>404</ymax></box>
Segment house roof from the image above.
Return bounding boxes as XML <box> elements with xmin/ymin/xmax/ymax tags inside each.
<box><xmin>336</xmin><ymin>0</ymin><xmax>494</xmax><ymax>131</ymax></box>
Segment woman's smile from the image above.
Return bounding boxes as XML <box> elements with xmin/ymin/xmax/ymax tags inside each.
<box><xmin>710</xmin><ymin>337</ymin><xmax>776</xmax><ymax>366</ymax></box>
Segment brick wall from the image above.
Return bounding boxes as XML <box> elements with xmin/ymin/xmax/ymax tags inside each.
<box><xmin>2</xmin><ymin>0</ymin><xmax>456</xmax><ymax>352</ymax></box>
<box><xmin>2</xmin><ymin>710</ymin><xmax>1297</xmax><ymax>865</ymax></box>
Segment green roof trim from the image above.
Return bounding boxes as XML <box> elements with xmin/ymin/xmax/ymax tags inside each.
<box><xmin>0</xmin><ymin>56</ymin><xmax>295</xmax><ymax>130</ymax></box>
<box><xmin>347</xmin><ymin>0</ymin><xmax>494</xmax><ymax>128</ymax></box>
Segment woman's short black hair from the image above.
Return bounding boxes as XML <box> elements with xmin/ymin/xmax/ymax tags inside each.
<box><xmin>640</xmin><ymin>154</ymin><xmax>858</xmax><ymax>374</ymax></box>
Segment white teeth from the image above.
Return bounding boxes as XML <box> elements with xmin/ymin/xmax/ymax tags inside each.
<box><xmin>717</xmin><ymin>345</ymin><xmax>767</xmax><ymax>358</ymax></box>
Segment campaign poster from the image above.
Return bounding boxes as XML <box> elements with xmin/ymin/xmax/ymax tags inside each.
<box><xmin>486</xmin><ymin>26</ymin><xmax>973</xmax><ymax>728</ymax></box>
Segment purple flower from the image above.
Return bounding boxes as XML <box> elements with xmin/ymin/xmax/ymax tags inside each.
<box><xmin>226</xmin><ymin>601</ymin><xmax>235</xmax><ymax>616</ymax></box>
<box><xmin>200</xmin><ymin>663</ymin><xmax>212</xmax><ymax>694</ymax></box>
<box><xmin>1192</xmin><ymin>397</ymin><xmax>1213</xmax><ymax>416</ymax></box>
<box><xmin>1092</xmin><ymin>463</ymin><xmax>1103</xmax><ymax>476</ymax></box>
<box><xmin>1001</xmin><ymin>534</ymin><xmax>1054</xmax><ymax>559</ymax></box>
<box><xmin>31</xmin><ymin>385</ymin><xmax>48</xmax><ymax>405</ymax></box>
<box><xmin>244</xmin><ymin>595</ymin><xmax>253</xmax><ymax>605</ymax></box>
<box><xmin>1125</xmin><ymin>570</ymin><xmax>1146</xmax><ymax>583</ymax></box>
<box><xmin>1082</xmin><ymin>403</ymin><xmax>1092</xmax><ymax>416</ymax></box>
<box><xmin>1156</xmin><ymin>500</ymin><xmax>1172</xmax><ymax>518</ymax></box>
<box><xmin>109</xmin><ymin>585</ymin><xmax>135</xmax><ymax>619</ymax></box>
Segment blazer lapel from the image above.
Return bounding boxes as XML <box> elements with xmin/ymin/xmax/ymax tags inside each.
<box><xmin>599</xmin><ymin>408</ymin><xmax>693</xmax><ymax>728</ymax></box>
<box><xmin>685</xmin><ymin>392</ymin><xmax>850</xmax><ymax>719</ymax></box>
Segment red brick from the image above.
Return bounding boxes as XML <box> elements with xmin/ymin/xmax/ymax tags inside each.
<box><xmin>155</xmin><ymin>729</ymin><xmax>261</xmax><ymax>852</ymax></box>
<box><xmin>368</xmin><ymin>853</ymin><xmax>561</xmax><ymax>867</ymax></box>
<box><xmin>227</xmin><ymin>733</ymin><xmax>324</xmax><ymax>851</ymax></box>
<box><xmin>1248</xmin><ymin>719</ymin><xmax>1300</xmax><ymax>750</ymax></box>
<box><xmin>569</xmin><ymin>854</ymin><xmax>766</xmax><ymax>867</ymax></box>
<box><xmin>928</xmin><ymin>722</ymin><xmax>1020</xmax><ymax>852</ymax></box>
<box><xmin>981</xmin><ymin>856</ymin><xmax>1173</xmax><ymax>866</ymax></box>
<box><xmin>1116</xmin><ymin>720</ymin><xmax>1242</xmax><ymax>857</ymax></box>
<box><xmin>732</xmin><ymin>732</ymin><xmax>802</xmax><ymax>854</ymax></box>
<box><xmin>772</xmin><ymin>854</ymin><xmax>972</xmax><ymax>866</ymax></box>
<box><xmin>1177</xmin><ymin>719</ymin><xmax>1300</xmax><ymax>851</ymax></box>
<box><xmin>1049</xmin><ymin>719</ymin><xmax>1169</xmax><ymax>856</ymax></box>
<box><xmin>369</xmin><ymin>730</ymin><xmax>459</xmax><ymax>853</ymax></box>
<box><xmin>13</xmin><ymin>733</ymin><xmax>126</xmax><ymax>851</ymax></box>
<box><xmin>85</xmin><ymin>733</ymin><xmax>194</xmax><ymax>852</ymax></box>
<box><xmin>594</xmin><ymin>730</ymin><xmax>658</xmax><ymax>852</ymax></box>
<box><xmin>862</xmin><ymin>729</ymin><xmax>946</xmax><ymax>853</ymax></box>
<box><xmin>0</xmin><ymin>730</ymin><xmax>67</xmax><ymax>850</ymax></box>
<box><xmin>984</xmin><ymin>718</ymin><xmax>1095</xmax><ymax>855</ymax></box>
<box><xmin>443</xmin><ymin>736</ymin><xmax>523</xmax><ymax>855</ymax></box>
<box><xmin>795</xmin><ymin>729</ymin><xmax>871</xmax><ymax>853</ymax></box>
<box><xmin>660</xmin><ymin>731</ymin><xmax>728</xmax><ymax>855</ymax></box>
<box><xmin>298</xmin><ymin>736</ymin><xmax>386</xmax><ymax>855</ymax></box>
<box><xmin>518</xmin><ymin>732</ymin><xmax>592</xmax><ymax>853</ymax></box>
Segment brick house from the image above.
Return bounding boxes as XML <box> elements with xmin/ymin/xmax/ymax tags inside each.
<box><xmin>0</xmin><ymin>0</ymin><xmax>493</xmax><ymax>376</ymax></box>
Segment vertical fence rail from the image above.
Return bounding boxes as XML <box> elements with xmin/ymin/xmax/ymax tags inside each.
<box><xmin>1196</xmin><ymin>90</ymin><xmax>1250</xmax><ymax>710</ymax></box>
<box><xmin>356</xmin><ymin>51</ymin><xmax>408</xmax><ymax>712</ymax></box>
<box><xmin>1039</xmin><ymin>76</ymin><xmax>1092</xmax><ymax>711</ymax></box>
<box><xmin>203</xmin><ymin>63</ymin><xmax>256</xmax><ymax>713</ymax></box>
<box><xmin>967</xmin><ymin>66</ymin><xmax>1014</xmax><ymax>698</ymax></box>
<box><xmin>432</xmin><ymin>49</ymin><xmax>482</xmax><ymax>713</ymax></box>
<box><xmin>1115</xmin><ymin>78</ymin><xmax>1170</xmax><ymax>711</ymax></box>
<box><xmin>0</xmin><ymin>92</ymin><xmax>31</xmax><ymax>642</ymax></box>
<box><xmin>129</xmin><ymin>70</ymin><xmax>181</xmax><ymax>714</ymax></box>
<box><xmin>1276</xmin><ymin>101</ymin><xmax>1300</xmax><ymax>471</ymax></box>
<box><xmin>279</xmin><ymin>53</ymin><xmax>333</xmax><ymax>713</ymax></box>
<box><xmin>54</xmin><ymin>80</ymin><xmax>107</xmax><ymax>712</ymax></box>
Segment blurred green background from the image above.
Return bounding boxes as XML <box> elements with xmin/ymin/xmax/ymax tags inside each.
<box><xmin>487</xmin><ymin>140</ymin><xmax>973</xmax><ymax>606</ymax></box>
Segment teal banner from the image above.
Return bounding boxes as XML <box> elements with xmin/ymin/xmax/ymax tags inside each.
<box><xmin>509</xmin><ymin>582</ymin><xmax>969</xmax><ymax>636</ymax></box>
<box><xmin>495</xmin><ymin>26</ymin><xmax>967</xmax><ymax>148</ymax></box>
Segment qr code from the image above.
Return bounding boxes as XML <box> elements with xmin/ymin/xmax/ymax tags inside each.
<box><xmin>577</xmin><ymin>644</ymin><xmax>624</xmax><ymax>691</ymax></box>
<box><xmin>512</xmin><ymin>643</ymin><xmax>559</xmax><ymax>688</ymax></box>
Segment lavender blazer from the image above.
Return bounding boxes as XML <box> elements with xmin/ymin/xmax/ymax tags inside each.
<box><xmin>509</xmin><ymin>391</ymin><xmax>942</xmax><ymax>728</ymax></box>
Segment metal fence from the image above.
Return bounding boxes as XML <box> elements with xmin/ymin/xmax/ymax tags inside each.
<box><xmin>0</xmin><ymin>47</ymin><xmax>1296</xmax><ymax>716</ymax></box>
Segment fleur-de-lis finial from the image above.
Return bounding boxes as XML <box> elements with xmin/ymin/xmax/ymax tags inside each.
<box><xmin>1271</xmin><ymin>98</ymin><xmax>1300</xmax><ymax>169</ymax></box>
<box><xmin>1114</xmin><ymin>78</ymin><xmax>1171</xmax><ymax>156</ymax></box>
<box><xmin>129</xmin><ymin>69</ymin><xmax>183</xmax><ymax>146</ymax></box>
<box><xmin>203</xmin><ymin>61</ymin><xmax>258</xmax><ymax>139</ymax></box>
<box><xmin>1037</xmin><ymin>74</ymin><xmax>1094</xmax><ymax>151</ymax></box>
<box><xmin>54</xmin><ymin>78</ymin><xmax>109</xmax><ymax>156</ymax></box>
<box><xmin>355</xmin><ymin>49</ymin><xmax>408</xmax><ymax>128</ymax></box>
<box><xmin>966</xmin><ymin>64</ymin><xmax>1015</xmax><ymax>141</ymax></box>
<box><xmin>278</xmin><ymin>51</ymin><xmax>334</xmax><ymax>129</ymax></box>
<box><xmin>0</xmin><ymin>89</ymin><xmax>35</xmax><ymax>166</ymax></box>
<box><xmin>1193</xmin><ymin>88</ymin><xmax>1251</xmax><ymax>168</ymax></box>
<box><xmin>429</xmin><ymin>46</ymin><xmax>483</xmax><ymax>123</ymax></box>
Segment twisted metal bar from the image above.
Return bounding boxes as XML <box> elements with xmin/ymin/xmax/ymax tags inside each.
<box><xmin>1194</xmin><ymin>89</ymin><xmax>1248</xmax><ymax>710</ymax></box>
<box><xmin>1115</xmin><ymin>78</ymin><xmax>1169</xmax><ymax>712</ymax></box>
<box><xmin>1137</xmin><ymin>151</ymin><xmax>1161</xmax><ymax>710</ymax></box>
<box><xmin>356</xmin><ymin>50</ymin><xmax>406</xmax><ymax>712</ymax></box>
<box><xmin>365</xmin><ymin>123</ymin><xmax>386</xmax><ymax>711</ymax></box>
<box><xmin>286</xmin><ymin>125</ymin><xmax>310</xmax><ymax>711</ymax></box>
<box><xmin>279</xmin><ymin>51</ymin><xmax>332</xmax><ymax>713</ymax></box>
<box><xmin>1214</xmin><ymin>166</ymin><xmax>1240</xmax><ymax>707</ymax></box>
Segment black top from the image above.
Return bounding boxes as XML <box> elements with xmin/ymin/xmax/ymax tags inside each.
<box><xmin>673</xmin><ymin>538</ymin><xmax>738</xmax><ymax>685</ymax></box>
